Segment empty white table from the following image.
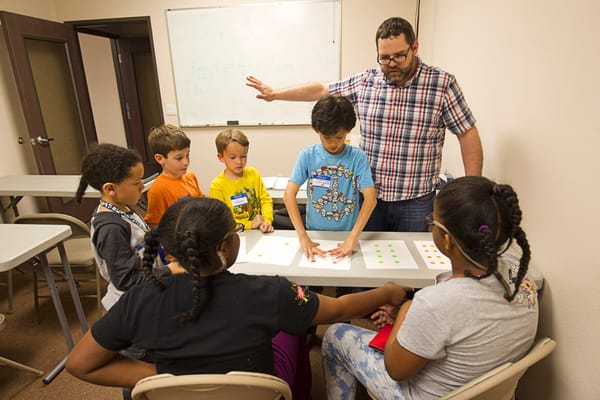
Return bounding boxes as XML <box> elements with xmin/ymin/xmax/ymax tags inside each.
<box><xmin>262</xmin><ymin>176</ymin><xmax>307</xmax><ymax>205</ymax></box>
<box><xmin>0</xmin><ymin>174</ymin><xmax>155</xmax><ymax>222</ymax></box>
<box><xmin>0</xmin><ymin>224</ymin><xmax>88</xmax><ymax>383</ymax></box>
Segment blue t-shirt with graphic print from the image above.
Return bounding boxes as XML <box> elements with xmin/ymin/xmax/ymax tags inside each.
<box><xmin>289</xmin><ymin>144</ymin><xmax>374</xmax><ymax>231</ymax></box>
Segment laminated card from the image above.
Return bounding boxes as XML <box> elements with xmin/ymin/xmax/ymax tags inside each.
<box><xmin>359</xmin><ymin>240</ymin><xmax>418</xmax><ymax>269</ymax></box>
<box><xmin>246</xmin><ymin>236</ymin><xmax>300</xmax><ymax>266</ymax></box>
<box><xmin>414</xmin><ymin>240</ymin><xmax>451</xmax><ymax>270</ymax></box>
<box><xmin>298</xmin><ymin>240</ymin><xmax>351</xmax><ymax>270</ymax></box>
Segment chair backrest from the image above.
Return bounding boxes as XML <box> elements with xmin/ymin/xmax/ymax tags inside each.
<box><xmin>142</xmin><ymin>172</ymin><xmax>160</xmax><ymax>184</ymax></box>
<box><xmin>14</xmin><ymin>213</ymin><xmax>90</xmax><ymax>238</ymax></box>
<box><xmin>439</xmin><ymin>338</ymin><xmax>557</xmax><ymax>400</ymax></box>
<box><xmin>131</xmin><ymin>371</ymin><xmax>292</xmax><ymax>400</ymax></box>
<box><xmin>14</xmin><ymin>213</ymin><xmax>94</xmax><ymax>265</ymax></box>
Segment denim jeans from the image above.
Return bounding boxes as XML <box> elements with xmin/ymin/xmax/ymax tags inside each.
<box><xmin>364</xmin><ymin>191</ymin><xmax>435</xmax><ymax>232</ymax></box>
<box><xmin>322</xmin><ymin>323</ymin><xmax>406</xmax><ymax>400</ymax></box>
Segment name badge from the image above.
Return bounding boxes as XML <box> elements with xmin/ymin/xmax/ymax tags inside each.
<box><xmin>312</xmin><ymin>175</ymin><xmax>331</xmax><ymax>188</ymax></box>
<box><xmin>230</xmin><ymin>193</ymin><xmax>248</xmax><ymax>206</ymax></box>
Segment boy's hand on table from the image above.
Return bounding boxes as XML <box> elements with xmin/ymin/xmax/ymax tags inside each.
<box><xmin>251</xmin><ymin>214</ymin><xmax>265</xmax><ymax>229</ymax></box>
<box><xmin>298</xmin><ymin>233</ymin><xmax>325</xmax><ymax>260</ymax></box>
<box><xmin>327</xmin><ymin>239</ymin><xmax>355</xmax><ymax>258</ymax></box>
<box><xmin>259</xmin><ymin>221</ymin><xmax>274</xmax><ymax>233</ymax></box>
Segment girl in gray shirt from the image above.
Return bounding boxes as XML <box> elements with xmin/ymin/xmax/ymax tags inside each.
<box><xmin>322</xmin><ymin>176</ymin><xmax>538</xmax><ymax>400</ymax></box>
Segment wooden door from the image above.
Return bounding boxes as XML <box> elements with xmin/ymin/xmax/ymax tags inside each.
<box><xmin>0</xmin><ymin>11</ymin><xmax>97</xmax><ymax>219</ymax></box>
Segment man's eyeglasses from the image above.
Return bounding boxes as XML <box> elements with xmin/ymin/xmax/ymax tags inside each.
<box><xmin>224</xmin><ymin>223</ymin><xmax>244</xmax><ymax>240</ymax></box>
<box><xmin>377</xmin><ymin>46</ymin><xmax>412</xmax><ymax>66</ymax></box>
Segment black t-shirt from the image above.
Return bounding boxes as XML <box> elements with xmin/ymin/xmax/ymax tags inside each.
<box><xmin>92</xmin><ymin>272</ymin><xmax>319</xmax><ymax>375</ymax></box>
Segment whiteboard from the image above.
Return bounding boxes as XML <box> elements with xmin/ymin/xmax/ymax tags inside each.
<box><xmin>166</xmin><ymin>1</ymin><xmax>341</xmax><ymax>127</ymax></box>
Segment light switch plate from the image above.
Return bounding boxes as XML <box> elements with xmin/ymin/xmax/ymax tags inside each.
<box><xmin>166</xmin><ymin>103</ymin><xmax>177</xmax><ymax>116</ymax></box>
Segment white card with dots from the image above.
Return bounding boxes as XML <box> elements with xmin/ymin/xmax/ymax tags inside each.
<box><xmin>359</xmin><ymin>240</ymin><xmax>419</xmax><ymax>269</ymax></box>
<box><xmin>246</xmin><ymin>236</ymin><xmax>300</xmax><ymax>266</ymax></box>
<box><xmin>298</xmin><ymin>240</ymin><xmax>351</xmax><ymax>270</ymax></box>
<box><xmin>414</xmin><ymin>241</ymin><xmax>451</xmax><ymax>270</ymax></box>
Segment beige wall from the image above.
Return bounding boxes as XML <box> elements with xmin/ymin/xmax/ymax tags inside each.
<box><xmin>4</xmin><ymin>0</ymin><xmax>593</xmax><ymax>398</ymax></box>
<box><xmin>50</xmin><ymin>0</ymin><xmax>416</xmax><ymax>192</ymax></box>
<box><xmin>419</xmin><ymin>0</ymin><xmax>600</xmax><ymax>398</ymax></box>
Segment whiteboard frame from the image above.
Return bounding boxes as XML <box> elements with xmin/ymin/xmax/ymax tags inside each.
<box><xmin>166</xmin><ymin>0</ymin><xmax>342</xmax><ymax>127</ymax></box>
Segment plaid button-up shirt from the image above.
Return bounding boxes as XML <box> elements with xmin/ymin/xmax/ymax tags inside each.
<box><xmin>329</xmin><ymin>59</ymin><xmax>476</xmax><ymax>201</ymax></box>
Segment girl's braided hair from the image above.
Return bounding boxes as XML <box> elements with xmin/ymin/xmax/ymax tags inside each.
<box><xmin>435</xmin><ymin>176</ymin><xmax>530</xmax><ymax>301</ymax></box>
<box><xmin>142</xmin><ymin>197</ymin><xmax>234</xmax><ymax>320</ymax></box>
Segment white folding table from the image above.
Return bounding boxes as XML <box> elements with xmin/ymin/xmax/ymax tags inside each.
<box><xmin>0</xmin><ymin>174</ymin><xmax>155</xmax><ymax>222</ymax></box>
<box><xmin>0</xmin><ymin>224</ymin><xmax>88</xmax><ymax>383</ymax></box>
<box><xmin>231</xmin><ymin>230</ymin><xmax>544</xmax><ymax>289</ymax></box>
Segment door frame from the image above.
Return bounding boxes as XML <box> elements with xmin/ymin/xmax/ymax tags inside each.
<box><xmin>67</xmin><ymin>17</ymin><xmax>163</xmax><ymax>177</ymax></box>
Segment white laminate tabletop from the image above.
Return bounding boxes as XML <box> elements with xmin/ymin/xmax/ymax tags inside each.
<box><xmin>0</xmin><ymin>224</ymin><xmax>71</xmax><ymax>272</ymax></box>
<box><xmin>0</xmin><ymin>174</ymin><xmax>154</xmax><ymax>198</ymax></box>
<box><xmin>263</xmin><ymin>176</ymin><xmax>307</xmax><ymax>204</ymax></box>
<box><xmin>230</xmin><ymin>230</ymin><xmax>544</xmax><ymax>289</ymax></box>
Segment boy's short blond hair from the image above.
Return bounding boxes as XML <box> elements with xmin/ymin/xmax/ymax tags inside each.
<box><xmin>148</xmin><ymin>124</ymin><xmax>191</xmax><ymax>157</ymax></box>
<box><xmin>215</xmin><ymin>129</ymin><xmax>250</xmax><ymax>154</ymax></box>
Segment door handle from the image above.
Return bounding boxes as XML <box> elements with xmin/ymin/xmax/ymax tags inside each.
<box><xmin>36</xmin><ymin>136</ymin><xmax>55</xmax><ymax>145</ymax></box>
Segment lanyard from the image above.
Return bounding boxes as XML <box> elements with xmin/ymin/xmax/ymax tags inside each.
<box><xmin>99</xmin><ymin>200</ymin><xmax>170</xmax><ymax>265</ymax></box>
<box><xmin>99</xmin><ymin>200</ymin><xmax>150</xmax><ymax>233</ymax></box>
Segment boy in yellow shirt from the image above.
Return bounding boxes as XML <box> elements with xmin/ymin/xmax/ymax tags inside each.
<box><xmin>210</xmin><ymin>129</ymin><xmax>273</xmax><ymax>232</ymax></box>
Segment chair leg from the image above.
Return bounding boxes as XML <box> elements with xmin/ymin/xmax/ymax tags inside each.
<box><xmin>32</xmin><ymin>269</ymin><xmax>40</xmax><ymax>324</ymax></box>
<box><xmin>6</xmin><ymin>270</ymin><xmax>14</xmax><ymax>314</ymax></box>
<box><xmin>0</xmin><ymin>355</ymin><xmax>44</xmax><ymax>376</ymax></box>
<box><xmin>95</xmin><ymin>265</ymin><xmax>103</xmax><ymax>319</ymax></box>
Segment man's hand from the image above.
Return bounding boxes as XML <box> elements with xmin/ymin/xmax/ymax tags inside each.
<box><xmin>246</xmin><ymin>76</ymin><xmax>276</xmax><ymax>101</ymax></box>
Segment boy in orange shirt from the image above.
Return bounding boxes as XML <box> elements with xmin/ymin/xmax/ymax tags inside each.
<box><xmin>144</xmin><ymin>125</ymin><xmax>205</xmax><ymax>226</ymax></box>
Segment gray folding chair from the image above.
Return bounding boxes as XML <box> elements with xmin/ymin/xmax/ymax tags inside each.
<box><xmin>132</xmin><ymin>371</ymin><xmax>292</xmax><ymax>400</ymax></box>
<box><xmin>439</xmin><ymin>338</ymin><xmax>557</xmax><ymax>400</ymax></box>
<box><xmin>133</xmin><ymin>172</ymin><xmax>159</xmax><ymax>216</ymax></box>
<box><xmin>369</xmin><ymin>338</ymin><xmax>556</xmax><ymax>400</ymax></box>
<box><xmin>0</xmin><ymin>313</ymin><xmax>43</xmax><ymax>376</ymax></box>
<box><xmin>13</xmin><ymin>213</ymin><xmax>103</xmax><ymax>320</ymax></box>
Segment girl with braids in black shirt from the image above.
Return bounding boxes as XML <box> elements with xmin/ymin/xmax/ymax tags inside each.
<box><xmin>323</xmin><ymin>176</ymin><xmax>539</xmax><ymax>400</ymax></box>
<box><xmin>66</xmin><ymin>197</ymin><xmax>408</xmax><ymax>398</ymax></box>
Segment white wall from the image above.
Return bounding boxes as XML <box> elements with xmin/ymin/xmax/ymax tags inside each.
<box><xmin>419</xmin><ymin>0</ymin><xmax>600</xmax><ymax>398</ymax></box>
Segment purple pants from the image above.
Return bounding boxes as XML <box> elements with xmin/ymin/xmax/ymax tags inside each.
<box><xmin>272</xmin><ymin>332</ymin><xmax>312</xmax><ymax>400</ymax></box>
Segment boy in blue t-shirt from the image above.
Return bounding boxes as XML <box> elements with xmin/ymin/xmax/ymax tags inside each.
<box><xmin>284</xmin><ymin>95</ymin><xmax>376</xmax><ymax>260</ymax></box>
